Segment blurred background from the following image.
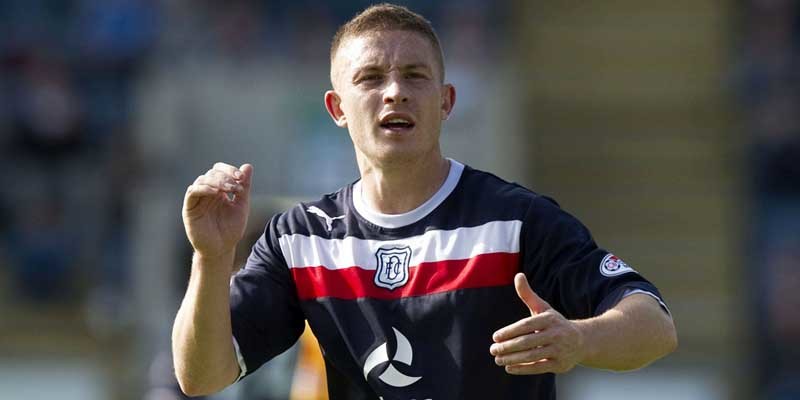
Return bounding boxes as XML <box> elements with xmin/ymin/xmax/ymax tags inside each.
<box><xmin>0</xmin><ymin>0</ymin><xmax>797</xmax><ymax>399</ymax></box>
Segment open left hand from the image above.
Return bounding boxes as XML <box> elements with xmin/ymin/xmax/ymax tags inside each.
<box><xmin>489</xmin><ymin>273</ymin><xmax>585</xmax><ymax>375</ymax></box>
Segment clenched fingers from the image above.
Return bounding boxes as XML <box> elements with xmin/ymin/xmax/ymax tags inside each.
<box><xmin>213</xmin><ymin>162</ymin><xmax>244</xmax><ymax>179</ymax></box>
<box><xmin>184</xmin><ymin>163</ymin><xmax>251</xmax><ymax>212</ymax></box>
<box><xmin>186</xmin><ymin>183</ymin><xmax>219</xmax><ymax>197</ymax></box>
<box><xmin>206</xmin><ymin>165</ymin><xmax>244</xmax><ymax>187</ymax></box>
<box><xmin>236</xmin><ymin>163</ymin><xmax>253</xmax><ymax>189</ymax></box>
<box><xmin>184</xmin><ymin>179</ymin><xmax>232</xmax><ymax>212</ymax></box>
<box><xmin>195</xmin><ymin>173</ymin><xmax>244</xmax><ymax>193</ymax></box>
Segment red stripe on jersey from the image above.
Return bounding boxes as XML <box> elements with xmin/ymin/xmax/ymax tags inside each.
<box><xmin>291</xmin><ymin>252</ymin><xmax>519</xmax><ymax>300</ymax></box>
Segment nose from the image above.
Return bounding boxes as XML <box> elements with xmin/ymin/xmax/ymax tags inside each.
<box><xmin>382</xmin><ymin>76</ymin><xmax>409</xmax><ymax>104</ymax></box>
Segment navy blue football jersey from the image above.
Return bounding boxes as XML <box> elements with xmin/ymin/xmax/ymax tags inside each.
<box><xmin>230</xmin><ymin>159</ymin><xmax>668</xmax><ymax>400</ymax></box>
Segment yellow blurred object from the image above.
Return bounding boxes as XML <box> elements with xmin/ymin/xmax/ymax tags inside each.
<box><xmin>289</xmin><ymin>322</ymin><xmax>329</xmax><ymax>400</ymax></box>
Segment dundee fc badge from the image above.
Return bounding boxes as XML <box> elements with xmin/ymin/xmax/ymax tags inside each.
<box><xmin>374</xmin><ymin>246</ymin><xmax>412</xmax><ymax>290</ymax></box>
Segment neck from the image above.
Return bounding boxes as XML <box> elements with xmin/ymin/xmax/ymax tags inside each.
<box><xmin>356</xmin><ymin>150</ymin><xmax>450</xmax><ymax>215</ymax></box>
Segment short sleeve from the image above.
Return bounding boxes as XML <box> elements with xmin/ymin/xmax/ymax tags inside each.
<box><xmin>520</xmin><ymin>196</ymin><xmax>668</xmax><ymax>320</ymax></box>
<box><xmin>230</xmin><ymin>214</ymin><xmax>306</xmax><ymax>380</ymax></box>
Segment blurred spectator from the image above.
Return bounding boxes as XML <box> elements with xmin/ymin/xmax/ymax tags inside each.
<box><xmin>70</xmin><ymin>0</ymin><xmax>160</xmax><ymax>137</ymax></box>
<box><xmin>0</xmin><ymin>0</ymin><xmax>158</xmax><ymax>338</ymax></box>
<box><xmin>9</xmin><ymin>50</ymin><xmax>86</xmax><ymax>162</ymax></box>
<box><xmin>737</xmin><ymin>0</ymin><xmax>800</xmax><ymax>398</ymax></box>
<box><xmin>765</xmin><ymin>243</ymin><xmax>800</xmax><ymax>361</ymax></box>
<box><xmin>6</xmin><ymin>195</ymin><xmax>76</xmax><ymax>302</ymax></box>
<box><xmin>2</xmin><ymin>48</ymin><xmax>90</xmax><ymax>304</ymax></box>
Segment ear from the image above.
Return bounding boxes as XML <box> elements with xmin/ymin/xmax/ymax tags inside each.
<box><xmin>441</xmin><ymin>83</ymin><xmax>456</xmax><ymax>121</ymax></box>
<box><xmin>325</xmin><ymin>90</ymin><xmax>348</xmax><ymax>128</ymax></box>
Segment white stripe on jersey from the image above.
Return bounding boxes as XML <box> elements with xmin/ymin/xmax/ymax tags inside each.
<box><xmin>278</xmin><ymin>220</ymin><xmax>522</xmax><ymax>271</ymax></box>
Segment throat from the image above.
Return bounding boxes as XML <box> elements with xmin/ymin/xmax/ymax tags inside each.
<box><xmin>359</xmin><ymin>157</ymin><xmax>450</xmax><ymax>215</ymax></box>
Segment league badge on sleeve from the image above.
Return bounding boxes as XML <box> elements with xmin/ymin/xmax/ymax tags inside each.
<box><xmin>599</xmin><ymin>253</ymin><xmax>636</xmax><ymax>277</ymax></box>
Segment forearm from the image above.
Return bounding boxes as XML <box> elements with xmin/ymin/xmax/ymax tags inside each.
<box><xmin>574</xmin><ymin>293</ymin><xmax>677</xmax><ymax>371</ymax></box>
<box><xmin>172</xmin><ymin>251</ymin><xmax>240</xmax><ymax>396</ymax></box>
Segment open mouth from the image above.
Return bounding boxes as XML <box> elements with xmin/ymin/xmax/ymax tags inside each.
<box><xmin>379</xmin><ymin>115</ymin><xmax>416</xmax><ymax>132</ymax></box>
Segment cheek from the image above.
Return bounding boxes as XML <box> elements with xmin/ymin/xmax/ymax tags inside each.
<box><xmin>345</xmin><ymin>92</ymin><xmax>377</xmax><ymax>119</ymax></box>
<box><xmin>363</xmin><ymin>101</ymin><xmax>385</xmax><ymax>127</ymax></box>
<box><xmin>341</xmin><ymin>99</ymin><xmax>377</xmax><ymax>136</ymax></box>
<box><xmin>422</xmin><ymin>93</ymin><xmax>444</xmax><ymax>122</ymax></box>
<box><xmin>421</xmin><ymin>88</ymin><xmax>443</xmax><ymax>108</ymax></box>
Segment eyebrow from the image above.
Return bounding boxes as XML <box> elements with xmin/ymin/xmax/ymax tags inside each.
<box><xmin>352</xmin><ymin>63</ymin><xmax>432</xmax><ymax>79</ymax></box>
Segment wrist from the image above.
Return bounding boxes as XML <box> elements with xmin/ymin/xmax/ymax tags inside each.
<box><xmin>572</xmin><ymin>318</ymin><xmax>596</xmax><ymax>365</ymax></box>
<box><xmin>194</xmin><ymin>248</ymin><xmax>235</xmax><ymax>262</ymax></box>
<box><xmin>192</xmin><ymin>250</ymin><xmax>237</xmax><ymax>276</ymax></box>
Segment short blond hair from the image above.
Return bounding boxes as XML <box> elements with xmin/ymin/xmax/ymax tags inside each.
<box><xmin>330</xmin><ymin>3</ymin><xmax>445</xmax><ymax>80</ymax></box>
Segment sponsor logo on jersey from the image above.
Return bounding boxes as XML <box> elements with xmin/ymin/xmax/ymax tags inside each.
<box><xmin>363</xmin><ymin>327</ymin><xmax>421</xmax><ymax>388</ymax></box>
<box><xmin>306</xmin><ymin>206</ymin><xmax>345</xmax><ymax>232</ymax></box>
<box><xmin>599</xmin><ymin>253</ymin><xmax>636</xmax><ymax>277</ymax></box>
<box><xmin>374</xmin><ymin>246</ymin><xmax>412</xmax><ymax>290</ymax></box>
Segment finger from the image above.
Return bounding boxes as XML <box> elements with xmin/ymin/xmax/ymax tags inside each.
<box><xmin>239</xmin><ymin>163</ymin><xmax>254</xmax><ymax>187</ymax></box>
<box><xmin>213</xmin><ymin>162</ymin><xmax>244</xmax><ymax>180</ymax></box>
<box><xmin>196</xmin><ymin>174</ymin><xmax>244</xmax><ymax>193</ymax></box>
<box><xmin>204</xmin><ymin>169</ymin><xmax>241</xmax><ymax>188</ymax></box>
<box><xmin>492</xmin><ymin>312</ymin><xmax>557</xmax><ymax>343</ymax></box>
<box><xmin>494</xmin><ymin>345</ymin><xmax>554</xmax><ymax>367</ymax></box>
<box><xmin>490</xmin><ymin>329</ymin><xmax>554</xmax><ymax>355</ymax></box>
<box><xmin>188</xmin><ymin>183</ymin><xmax>221</xmax><ymax>196</ymax></box>
<box><xmin>236</xmin><ymin>163</ymin><xmax>254</xmax><ymax>202</ymax></box>
<box><xmin>184</xmin><ymin>183</ymin><xmax>221</xmax><ymax>211</ymax></box>
<box><xmin>504</xmin><ymin>359</ymin><xmax>557</xmax><ymax>375</ymax></box>
<box><xmin>514</xmin><ymin>273</ymin><xmax>551</xmax><ymax>315</ymax></box>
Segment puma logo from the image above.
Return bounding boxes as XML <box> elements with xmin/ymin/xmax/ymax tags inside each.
<box><xmin>306</xmin><ymin>206</ymin><xmax>345</xmax><ymax>232</ymax></box>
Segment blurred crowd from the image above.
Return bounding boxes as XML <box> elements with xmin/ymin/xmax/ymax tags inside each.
<box><xmin>0</xmin><ymin>1</ymin><xmax>506</xmax><ymax>399</ymax></box>
<box><xmin>0</xmin><ymin>0</ymin><xmax>157</xmax><ymax>307</ymax></box>
<box><xmin>0</xmin><ymin>0</ymin><xmax>505</xmax><ymax>298</ymax></box>
<box><xmin>736</xmin><ymin>0</ymin><xmax>800</xmax><ymax>398</ymax></box>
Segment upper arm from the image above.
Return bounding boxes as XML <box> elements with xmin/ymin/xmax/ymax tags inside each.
<box><xmin>613</xmin><ymin>292</ymin><xmax>670</xmax><ymax>318</ymax></box>
<box><xmin>521</xmin><ymin>196</ymin><xmax>669</xmax><ymax>320</ymax></box>
<box><xmin>608</xmin><ymin>292</ymin><xmax>678</xmax><ymax>354</ymax></box>
<box><xmin>609</xmin><ymin>292</ymin><xmax>675</xmax><ymax>333</ymax></box>
<box><xmin>229</xmin><ymin>215</ymin><xmax>306</xmax><ymax>380</ymax></box>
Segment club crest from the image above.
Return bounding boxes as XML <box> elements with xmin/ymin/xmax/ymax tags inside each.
<box><xmin>374</xmin><ymin>246</ymin><xmax>412</xmax><ymax>290</ymax></box>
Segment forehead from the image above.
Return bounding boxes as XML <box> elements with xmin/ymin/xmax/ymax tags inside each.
<box><xmin>333</xmin><ymin>31</ymin><xmax>439</xmax><ymax>78</ymax></box>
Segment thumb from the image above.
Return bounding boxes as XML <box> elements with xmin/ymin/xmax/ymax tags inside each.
<box><xmin>238</xmin><ymin>163</ymin><xmax>254</xmax><ymax>200</ymax></box>
<box><xmin>514</xmin><ymin>273</ymin><xmax>551</xmax><ymax>315</ymax></box>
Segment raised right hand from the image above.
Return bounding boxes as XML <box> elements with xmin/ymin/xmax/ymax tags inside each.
<box><xmin>182</xmin><ymin>162</ymin><xmax>254</xmax><ymax>260</ymax></box>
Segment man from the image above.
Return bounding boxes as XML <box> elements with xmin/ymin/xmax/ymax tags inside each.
<box><xmin>172</xmin><ymin>4</ymin><xmax>678</xmax><ymax>399</ymax></box>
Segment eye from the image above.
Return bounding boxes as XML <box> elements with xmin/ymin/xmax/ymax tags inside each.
<box><xmin>405</xmin><ymin>72</ymin><xmax>427</xmax><ymax>80</ymax></box>
<box><xmin>359</xmin><ymin>74</ymin><xmax>382</xmax><ymax>83</ymax></box>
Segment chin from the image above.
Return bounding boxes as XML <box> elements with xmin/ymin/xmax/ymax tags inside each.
<box><xmin>377</xmin><ymin>146</ymin><xmax>436</xmax><ymax>165</ymax></box>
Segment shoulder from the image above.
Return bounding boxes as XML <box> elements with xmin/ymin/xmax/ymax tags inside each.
<box><xmin>456</xmin><ymin>164</ymin><xmax>586</xmax><ymax>234</ymax></box>
<box><xmin>455</xmin><ymin>164</ymin><xmax>563</xmax><ymax>217</ymax></box>
<box><xmin>271</xmin><ymin>184</ymin><xmax>354</xmax><ymax>237</ymax></box>
<box><xmin>458</xmin><ymin>165</ymin><xmax>537</xmax><ymax>201</ymax></box>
